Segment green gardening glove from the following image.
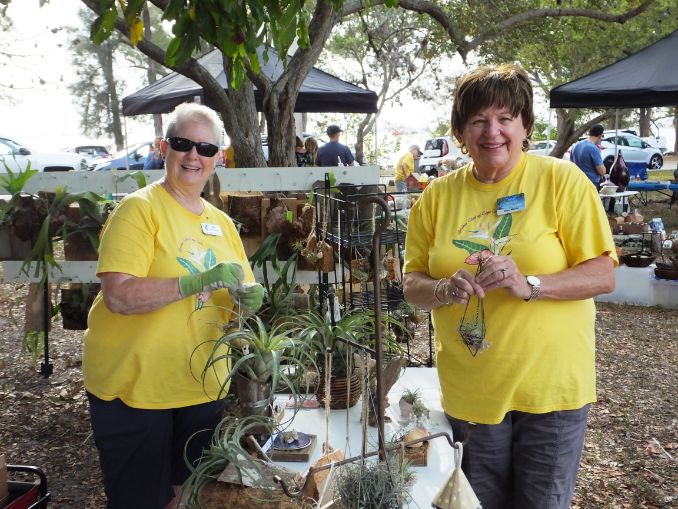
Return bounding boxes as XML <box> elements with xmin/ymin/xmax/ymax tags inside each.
<box><xmin>232</xmin><ymin>283</ymin><xmax>265</xmax><ymax>313</ymax></box>
<box><xmin>178</xmin><ymin>262</ymin><xmax>244</xmax><ymax>298</ymax></box>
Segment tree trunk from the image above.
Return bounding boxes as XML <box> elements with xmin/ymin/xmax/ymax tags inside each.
<box><xmin>551</xmin><ymin>109</ymin><xmax>575</xmax><ymax>158</ymax></box>
<box><xmin>142</xmin><ymin>5</ymin><xmax>163</xmax><ymax>137</ymax></box>
<box><xmin>98</xmin><ymin>45</ymin><xmax>124</xmax><ymax>150</ymax></box>
<box><xmin>250</xmin><ymin>0</ymin><xmax>338</xmax><ymax>168</ymax></box>
<box><xmin>214</xmin><ymin>56</ymin><xmax>266</xmax><ymax>168</ymax></box>
<box><xmin>639</xmin><ymin>107</ymin><xmax>651</xmax><ymax>137</ymax></box>
<box><xmin>263</xmin><ymin>87</ymin><xmax>297</xmax><ymax>167</ymax></box>
<box><xmin>354</xmin><ymin>113</ymin><xmax>373</xmax><ymax>165</ymax></box>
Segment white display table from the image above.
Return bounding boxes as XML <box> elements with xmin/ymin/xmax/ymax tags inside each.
<box><xmin>595</xmin><ymin>264</ymin><xmax>678</xmax><ymax>309</ymax></box>
<box><xmin>272</xmin><ymin>367</ymin><xmax>455</xmax><ymax>507</ymax></box>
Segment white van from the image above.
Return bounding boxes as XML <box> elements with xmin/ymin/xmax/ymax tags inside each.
<box><xmin>418</xmin><ymin>136</ymin><xmax>469</xmax><ymax>175</ymax></box>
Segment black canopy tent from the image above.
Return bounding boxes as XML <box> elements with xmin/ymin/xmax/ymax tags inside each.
<box><xmin>122</xmin><ymin>47</ymin><xmax>378</xmax><ymax>115</ymax></box>
<box><xmin>550</xmin><ymin>28</ymin><xmax>678</xmax><ymax>108</ymax></box>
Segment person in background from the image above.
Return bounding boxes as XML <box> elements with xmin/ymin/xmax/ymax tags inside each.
<box><xmin>571</xmin><ymin>124</ymin><xmax>606</xmax><ymax>189</ymax></box>
<box><xmin>221</xmin><ymin>144</ymin><xmax>236</xmax><ymax>168</ymax></box>
<box><xmin>84</xmin><ymin>103</ymin><xmax>264</xmax><ymax>509</ymax></box>
<box><xmin>394</xmin><ymin>144</ymin><xmax>423</xmax><ymax>192</ymax></box>
<box><xmin>403</xmin><ymin>63</ymin><xmax>616</xmax><ymax>509</ymax></box>
<box><xmin>295</xmin><ymin>136</ymin><xmax>313</xmax><ymax>167</ymax></box>
<box><xmin>315</xmin><ymin>125</ymin><xmax>357</xmax><ymax>166</ymax></box>
<box><xmin>143</xmin><ymin>136</ymin><xmax>164</xmax><ymax>169</ymax></box>
<box><xmin>304</xmin><ymin>136</ymin><xmax>319</xmax><ymax>165</ymax></box>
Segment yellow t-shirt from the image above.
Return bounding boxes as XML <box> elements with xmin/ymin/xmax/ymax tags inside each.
<box><xmin>83</xmin><ymin>181</ymin><xmax>254</xmax><ymax>409</ymax></box>
<box><xmin>395</xmin><ymin>152</ymin><xmax>414</xmax><ymax>183</ymax></box>
<box><xmin>404</xmin><ymin>153</ymin><xmax>618</xmax><ymax>424</ymax></box>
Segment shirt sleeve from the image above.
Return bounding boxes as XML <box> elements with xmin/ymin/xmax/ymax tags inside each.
<box><xmin>97</xmin><ymin>194</ymin><xmax>157</xmax><ymax>277</ymax></box>
<box><xmin>554</xmin><ymin>162</ymin><xmax>618</xmax><ymax>267</ymax></box>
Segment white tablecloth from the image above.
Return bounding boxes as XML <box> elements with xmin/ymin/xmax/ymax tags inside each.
<box><xmin>272</xmin><ymin>367</ymin><xmax>455</xmax><ymax>507</ymax></box>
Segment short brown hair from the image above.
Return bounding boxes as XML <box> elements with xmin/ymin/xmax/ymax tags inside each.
<box><xmin>451</xmin><ymin>64</ymin><xmax>534</xmax><ymax>149</ymax></box>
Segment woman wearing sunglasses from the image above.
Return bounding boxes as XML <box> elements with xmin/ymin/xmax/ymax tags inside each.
<box><xmin>83</xmin><ymin>103</ymin><xmax>264</xmax><ymax>509</ymax></box>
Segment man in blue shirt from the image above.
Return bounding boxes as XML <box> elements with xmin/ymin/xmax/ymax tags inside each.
<box><xmin>316</xmin><ymin>125</ymin><xmax>357</xmax><ymax>166</ymax></box>
<box><xmin>571</xmin><ymin>124</ymin><xmax>606</xmax><ymax>188</ymax></box>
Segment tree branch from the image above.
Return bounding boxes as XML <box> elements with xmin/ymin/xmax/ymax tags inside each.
<box><xmin>465</xmin><ymin>0</ymin><xmax>656</xmax><ymax>55</ymax></box>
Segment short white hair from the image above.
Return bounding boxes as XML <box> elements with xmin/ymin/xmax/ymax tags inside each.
<box><xmin>165</xmin><ymin>103</ymin><xmax>224</xmax><ymax>146</ymax></box>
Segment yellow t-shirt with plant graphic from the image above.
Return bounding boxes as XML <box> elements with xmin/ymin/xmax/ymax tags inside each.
<box><xmin>83</xmin><ymin>181</ymin><xmax>254</xmax><ymax>409</ymax></box>
<box><xmin>404</xmin><ymin>153</ymin><xmax>618</xmax><ymax>425</ymax></box>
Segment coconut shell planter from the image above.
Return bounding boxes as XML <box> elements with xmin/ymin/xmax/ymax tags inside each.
<box><xmin>620</xmin><ymin>251</ymin><xmax>655</xmax><ymax>268</ymax></box>
<box><xmin>655</xmin><ymin>257</ymin><xmax>678</xmax><ymax>280</ymax></box>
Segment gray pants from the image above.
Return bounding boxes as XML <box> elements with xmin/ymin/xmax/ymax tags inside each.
<box><xmin>446</xmin><ymin>405</ymin><xmax>589</xmax><ymax>509</ymax></box>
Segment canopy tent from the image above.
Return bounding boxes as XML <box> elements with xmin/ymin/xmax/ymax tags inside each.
<box><xmin>549</xmin><ymin>29</ymin><xmax>678</xmax><ymax>108</ymax></box>
<box><xmin>122</xmin><ymin>47</ymin><xmax>378</xmax><ymax>115</ymax></box>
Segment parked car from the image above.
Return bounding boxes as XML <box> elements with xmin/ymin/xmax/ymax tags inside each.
<box><xmin>92</xmin><ymin>141</ymin><xmax>154</xmax><ymax>171</ymax></box>
<box><xmin>418</xmin><ymin>136</ymin><xmax>470</xmax><ymax>175</ymax></box>
<box><xmin>601</xmin><ymin>131</ymin><xmax>664</xmax><ymax>170</ymax></box>
<box><xmin>0</xmin><ymin>135</ymin><xmax>87</xmax><ymax>172</ymax></box>
<box><xmin>528</xmin><ymin>140</ymin><xmax>556</xmax><ymax>155</ymax></box>
<box><xmin>63</xmin><ymin>144</ymin><xmax>112</xmax><ymax>169</ymax></box>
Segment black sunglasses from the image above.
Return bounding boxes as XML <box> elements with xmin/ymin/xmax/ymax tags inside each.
<box><xmin>166</xmin><ymin>137</ymin><xmax>219</xmax><ymax>157</ymax></box>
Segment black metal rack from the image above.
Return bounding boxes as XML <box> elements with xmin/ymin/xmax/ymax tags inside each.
<box><xmin>313</xmin><ymin>178</ymin><xmax>433</xmax><ymax>367</ymax></box>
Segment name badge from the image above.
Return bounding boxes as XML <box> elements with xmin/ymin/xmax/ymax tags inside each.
<box><xmin>201</xmin><ymin>223</ymin><xmax>223</xmax><ymax>236</ymax></box>
<box><xmin>496</xmin><ymin>193</ymin><xmax>525</xmax><ymax>215</ymax></box>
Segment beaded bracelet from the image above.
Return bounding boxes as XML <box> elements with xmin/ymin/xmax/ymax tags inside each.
<box><xmin>433</xmin><ymin>278</ymin><xmax>452</xmax><ymax>306</ymax></box>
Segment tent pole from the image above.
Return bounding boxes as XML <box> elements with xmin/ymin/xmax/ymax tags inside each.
<box><xmin>124</xmin><ymin>116</ymin><xmax>130</xmax><ymax>171</ymax></box>
<box><xmin>373</xmin><ymin>117</ymin><xmax>378</xmax><ymax>165</ymax></box>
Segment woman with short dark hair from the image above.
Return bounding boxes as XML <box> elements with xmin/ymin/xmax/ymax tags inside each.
<box><xmin>403</xmin><ymin>63</ymin><xmax>617</xmax><ymax>509</ymax></box>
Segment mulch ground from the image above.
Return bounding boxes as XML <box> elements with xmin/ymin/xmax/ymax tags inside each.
<box><xmin>0</xmin><ymin>283</ymin><xmax>676</xmax><ymax>508</ymax></box>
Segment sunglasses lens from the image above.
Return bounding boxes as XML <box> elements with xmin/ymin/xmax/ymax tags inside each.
<box><xmin>196</xmin><ymin>143</ymin><xmax>219</xmax><ymax>157</ymax></box>
<box><xmin>168</xmin><ymin>137</ymin><xmax>192</xmax><ymax>152</ymax></box>
<box><xmin>167</xmin><ymin>137</ymin><xmax>218</xmax><ymax>157</ymax></box>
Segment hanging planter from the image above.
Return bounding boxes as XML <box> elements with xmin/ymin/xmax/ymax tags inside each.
<box><xmin>315</xmin><ymin>372</ymin><xmax>362</xmax><ymax>409</ymax></box>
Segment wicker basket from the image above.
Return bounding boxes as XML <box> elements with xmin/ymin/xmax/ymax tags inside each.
<box><xmin>315</xmin><ymin>373</ymin><xmax>362</xmax><ymax>409</ymax></box>
<box><xmin>620</xmin><ymin>252</ymin><xmax>655</xmax><ymax>268</ymax></box>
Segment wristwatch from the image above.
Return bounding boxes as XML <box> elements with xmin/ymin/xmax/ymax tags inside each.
<box><xmin>524</xmin><ymin>275</ymin><xmax>541</xmax><ymax>302</ymax></box>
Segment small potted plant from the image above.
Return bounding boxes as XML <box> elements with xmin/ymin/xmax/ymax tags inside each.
<box><xmin>398</xmin><ymin>388</ymin><xmax>421</xmax><ymax>420</ymax></box>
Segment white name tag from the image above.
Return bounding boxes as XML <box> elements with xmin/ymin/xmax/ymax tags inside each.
<box><xmin>201</xmin><ymin>223</ymin><xmax>223</xmax><ymax>236</ymax></box>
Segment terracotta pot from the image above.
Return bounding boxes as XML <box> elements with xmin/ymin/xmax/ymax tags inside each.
<box><xmin>315</xmin><ymin>372</ymin><xmax>362</xmax><ymax>409</ymax></box>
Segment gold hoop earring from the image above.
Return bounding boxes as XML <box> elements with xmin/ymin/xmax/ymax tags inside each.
<box><xmin>460</xmin><ymin>144</ymin><xmax>468</xmax><ymax>155</ymax></box>
<box><xmin>522</xmin><ymin>139</ymin><xmax>530</xmax><ymax>152</ymax></box>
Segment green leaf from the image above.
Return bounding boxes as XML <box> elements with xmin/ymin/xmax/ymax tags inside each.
<box><xmin>493</xmin><ymin>214</ymin><xmax>512</xmax><ymax>240</ymax></box>
<box><xmin>203</xmin><ymin>249</ymin><xmax>216</xmax><ymax>269</ymax></box>
<box><xmin>177</xmin><ymin>257</ymin><xmax>200</xmax><ymax>274</ymax></box>
<box><xmin>452</xmin><ymin>239</ymin><xmax>487</xmax><ymax>255</ymax></box>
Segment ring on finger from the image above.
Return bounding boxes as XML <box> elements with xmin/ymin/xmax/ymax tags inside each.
<box><xmin>500</xmin><ymin>268</ymin><xmax>506</xmax><ymax>280</ymax></box>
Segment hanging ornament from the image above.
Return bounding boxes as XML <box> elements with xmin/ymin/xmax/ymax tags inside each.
<box><xmin>457</xmin><ymin>261</ymin><xmax>491</xmax><ymax>356</ymax></box>
<box><xmin>431</xmin><ymin>442</ymin><xmax>482</xmax><ymax>509</ymax></box>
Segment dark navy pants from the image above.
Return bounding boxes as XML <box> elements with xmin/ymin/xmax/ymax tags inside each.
<box><xmin>88</xmin><ymin>393</ymin><xmax>222</xmax><ymax>509</ymax></box>
<box><xmin>447</xmin><ymin>405</ymin><xmax>590</xmax><ymax>509</ymax></box>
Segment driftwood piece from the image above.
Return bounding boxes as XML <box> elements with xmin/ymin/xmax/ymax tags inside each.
<box><xmin>227</xmin><ymin>193</ymin><xmax>263</xmax><ymax>235</ymax></box>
